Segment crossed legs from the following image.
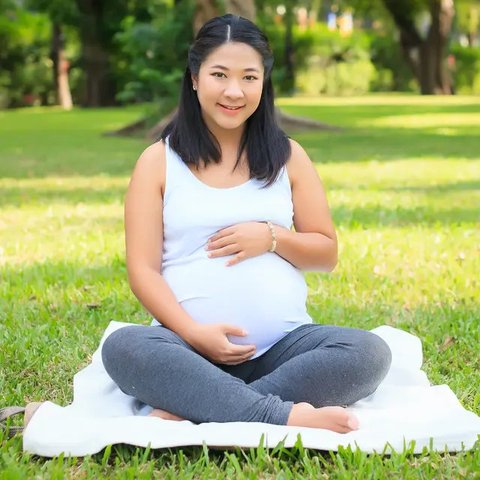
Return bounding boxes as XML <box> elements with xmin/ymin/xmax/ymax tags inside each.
<box><xmin>101</xmin><ymin>323</ymin><xmax>391</xmax><ymax>432</ymax></box>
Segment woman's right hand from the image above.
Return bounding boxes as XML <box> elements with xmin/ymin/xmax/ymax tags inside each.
<box><xmin>186</xmin><ymin>323</ymin><xmax>256</xmax><ymax>365</ymax></box>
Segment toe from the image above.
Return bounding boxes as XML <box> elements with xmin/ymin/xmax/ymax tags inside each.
<box><xmin>346</xmin><ymin>414</ymin><xmax>359</xmax><ymax>430</ymax></box>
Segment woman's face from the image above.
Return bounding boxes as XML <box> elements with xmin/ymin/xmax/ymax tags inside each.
<box><xmin>192</xmin><ymin>42</ymin><xmax>264</xmax><ymax>137</ymax></box>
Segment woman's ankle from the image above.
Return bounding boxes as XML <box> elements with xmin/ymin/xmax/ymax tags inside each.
<box><xmin>286</xmin><ymin>402</ymin><xmax>315</xmax><ymax>426</ymax></box>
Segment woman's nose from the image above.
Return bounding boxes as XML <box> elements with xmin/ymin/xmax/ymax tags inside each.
<box><xmin>224</xmin><ymin>80</ymin><xmax>243</xmax><ymax>98</ymax></box>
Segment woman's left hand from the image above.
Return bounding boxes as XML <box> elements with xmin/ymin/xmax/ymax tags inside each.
<box><xmin>206</xmin><ymin>222</ymin><xmax>273</xmax><ymax>266</ymax></box>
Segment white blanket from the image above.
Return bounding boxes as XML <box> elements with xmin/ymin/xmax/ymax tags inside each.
<box><xmin>23</xmin><ymin>322</ymin><xmax>480</xmax><ymax>457</ymax></box>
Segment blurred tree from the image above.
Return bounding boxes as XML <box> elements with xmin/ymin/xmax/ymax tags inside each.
<box><xmin>56</xmin><ymin>0</ymin><xmax>155</xmax><ymax>107</ymax></box>
<box><xmin>115</xmin><ymin>1</ymin><xmax>194</xmax><ymax>105</ymax></box>
<box><xmin>74</xmin><ymin>0</ymin><xmax>124</xmax><ymax>106</ymax></box>
<box><xmin>256</xmin><ymin>0</ymin><xmax>320</xmax><ymax>94</ymax></box>
<box><xmin>22</xmin><ymin>0</ymin><xmax>162</xmax><ymax>107</ymax></box>
<box><xmin>194</xmin><ymin>0</ymin><xmax>256</xmax><ymax>33</ymax></box>
<box><xmin>383</xmin><ymin>0</ymin><xmax>455</xmax><ymax>94</ymax></box>
<box><xmin>456</xmin><ymin>0</ymin><xmax>479</xmax><ymax>46</ymax></box>
<box><xmin>283</xmin><ymin>0</ymin><xmax>296</xmax><ymax>94</ymax></box>
<box><xmin>26</xmin><ymin>0</ymin><xmax>77</xmax><ymax>109</ymax></box>
<box><xmin>0</xmin><ymin>1</ymin><xmax>53</xmax><ymax>107</ymax></box>
<box><xmin>353</xmin><ymin>0</ymin><xmax>455</xmax><ymax>94</ymax></box>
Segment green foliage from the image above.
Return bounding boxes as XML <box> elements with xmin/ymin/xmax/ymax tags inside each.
<box><xmin>258</xmin><ymin>13</ymin><xmax>405</xmax><ymax>96</ymax></box>
<box><xmin>380</xmin><ymin>0</ymin><xmax>429</xmax><ymax>23</ymax></box>
<box><xmin>450</xmin><ymin>45</ymin><xmax>480</xmax><ymax>94</ymax></box>
<box><xmin>369</xmin><ymin>31</ymin><xmax>416</xmax><ymax>92</ymax></box>
<box><xmin>294</xmin><ymin>24</ymin><xmax>376</xmax><ymax>95</ymax></box>
<box><xmin>114</xmin><ymin>1</ymin><xmax>194</xmax><ymax>104</ymax></box>
<box><xmin>26</xmin><ymin>0</ymin><xmax>79</xmax><ymax>25</ymax></box>
<box><xmin>0</xmin><ymin>7</ymin><xmax>53</xmax><ymax>108</ymax></box>
<box><xmin>0</xmin><ymin>2</ymin><xmax>84</xmax><ymax>109</ymax></box>
<box><xmin>454</xmin><ymin>0</ymin><xmax>479</xmax><ymax>37</ymax></box>
<box><xmin>0</xmin><ymin>0</ymin><xmax>173</xmax><ymax>108</ymax></box>
<box><xmin>296</xmin><ymin>60</ymin><xmax>376</xmax><ymax>96</ymax></box>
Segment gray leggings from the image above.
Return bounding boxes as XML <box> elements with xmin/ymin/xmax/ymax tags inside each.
<box><xmin>102</xmin><ymin>323</ymin><xmax>391</xmax><ymax>425</ymax></box>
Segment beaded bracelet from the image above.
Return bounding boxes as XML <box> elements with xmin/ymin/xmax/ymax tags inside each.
<box><xmin>266</xmin><ymin>221</ymin><xmax>277</xmax><ymax>252</ymax></box>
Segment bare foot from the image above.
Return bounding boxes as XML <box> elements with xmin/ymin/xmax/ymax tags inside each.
<box><xmin>148</xmin><ymin>408</ymin><xmax>185</xmax><ymax>422</ymax></box>
<box><xmin>287</xmin><ymin>402</ymin><xmax>359</xmax><ymax>433</ymax></box>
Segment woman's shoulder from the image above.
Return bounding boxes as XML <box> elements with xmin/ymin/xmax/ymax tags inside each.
<box><xmin>138</xmin><ymin>139</ymin><xmax>166</xmax><ymax>166</ymax></box>
<box><xmin>131</xmin><ymin>140</ymin><xmax>167</xmax><ymax>194</ymax></box>
<box><xmin>136</xmin><ymin>140</ymin><xmax>166</xmax><ymax>173</ymax></box>
<box><xmin>285</xmin><ymin>138</ymin><xmax>316</xmax><ymax>185</ymax></box>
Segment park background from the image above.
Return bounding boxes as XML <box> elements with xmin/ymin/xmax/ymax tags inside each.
<box><xmin>1</xmin><ymin>0</ymin><xmax>479</xmax><ymax>478</ymax></box>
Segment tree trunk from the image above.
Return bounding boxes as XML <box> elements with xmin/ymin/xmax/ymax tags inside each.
<box><xmin>51</xmin><ymin>24</ymin><xmax>73</xmax><ymax>110</ymax></box>
<box><xmin>76</xmin><ymin>0</ymin><xmax>116</xmax><ymax>106</ymax></box>
<box><xmin>226</xmin><ymin>0</ymin><xmax>256</xmax><ymax>20</ymax></box>
<box><xmin>434</xmin><ymin>0</ymin><xmax>455</xmax><ymax>93</ymax></box>
<box><xmin>193</xmin><ymin>0</ymin><xmax>220</xmax><ymax>35</ymax></box>
<box><xmin>384</xmin><ymin>0</ymin><xmax>454</xmax><ymax>95</ymax></box>
<box><xmin>193</xmin><ymin>0</ymin><xmax>255</xmax><ymax>35</ymax></box>
<box><xmin>284</xmin><ymin>2</ymin><xmax>295</xmax><ymax>94</ymax></box>
<box><xmin>51</xmin><ymin>24</ymin><xmax>60</xmax><ymax>95</ymax></box>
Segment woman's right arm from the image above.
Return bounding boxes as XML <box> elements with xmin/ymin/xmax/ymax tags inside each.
<box><xmin>124</xmin><ymin>141</ymin><xmax>256</xmax><ymax>364</ymax></box>
<box><xmin>124</xmin><ymin>141</ymin><xmax>199</xmax><ymax>340</ymax></box>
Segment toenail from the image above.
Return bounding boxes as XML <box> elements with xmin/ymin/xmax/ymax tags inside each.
<box><xmin>347</xmin><ymin>417</ymin><xmax>359</xmax><ymax>430</ymax></box>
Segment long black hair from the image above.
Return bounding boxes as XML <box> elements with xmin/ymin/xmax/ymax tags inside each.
<box><xmin>161</xmin><ymin>14</ymin><xmax>291</xmax><ymax>186</ymax></box>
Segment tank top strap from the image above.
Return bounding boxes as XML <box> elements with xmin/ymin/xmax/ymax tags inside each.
<box><xmin>163</xmin><ymin>136</ymin><xmax>192</xmax><ymax>205</ymax></box>
<box><xmin>277</xmin><ymin>163</ymin><xmax>293</xmax><ymax>197</ymax></box>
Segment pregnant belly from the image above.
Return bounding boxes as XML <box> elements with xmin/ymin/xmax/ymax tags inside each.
<box><xmin>163</xmin><ymin>253</ymin><xmax>310</xmax><ymax>356</ymax></box>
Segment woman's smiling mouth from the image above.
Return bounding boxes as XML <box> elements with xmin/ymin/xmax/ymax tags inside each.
<box><xmin>217</xmin><ymin>103</ymin><xmax>245</xmax><ymax>114</ymax></box>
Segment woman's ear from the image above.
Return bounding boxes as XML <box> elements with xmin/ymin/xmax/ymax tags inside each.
<box><xmin>191</xmin><ymin>75</ymin><xmax>198</xmax><ymax>90</ymax></box>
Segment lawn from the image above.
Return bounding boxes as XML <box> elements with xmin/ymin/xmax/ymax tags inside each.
<box><xmin>0</xmin><ymin>95</ymin><xmax>479</xmax><ymax>478</ymax></box>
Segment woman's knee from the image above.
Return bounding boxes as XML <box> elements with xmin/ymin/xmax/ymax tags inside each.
<box><xmin>356</xmin><ymin>331</ymin><xmax>392</xmax><ymax>389</ymax></box>
<box><xmin>101</xmin><ymin>326</ymin><xmax>141</xmax><ymax>376</ymax></box>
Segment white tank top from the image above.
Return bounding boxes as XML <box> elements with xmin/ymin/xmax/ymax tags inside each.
<box><xmin>153</xmin><ymin>138</ymin><xmax>312</xmax><ymax>358</ymax></box>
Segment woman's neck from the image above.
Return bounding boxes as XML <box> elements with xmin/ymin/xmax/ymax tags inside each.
<box><xmin>208</xmin><ymin>123</ymin><xmax>246</xmax><ymax>153</ymax></box>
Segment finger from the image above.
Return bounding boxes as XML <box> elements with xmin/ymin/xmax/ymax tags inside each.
<box><xmin>227</xmin><ymin>344</ymin><xmax>256</xmax><ymax>355</ymax></box>
<box><xmin>223</xmin><ymin>325</ymin><xmax>248</xmax><ymax>336</ymax></box>
<box><xmin>224</xmin><ymin>354</ymin><xmax>255</xmax><ymax>366</ymax></box>
<box><xmin>226</xmin><ymin>251</ymin><xmax>246</xmax><ymax>266</ymax></box>
<box><xmin>209</xmin><ymin>226</ymin><xmax>235</xmax><ymax>243</ymax></box>
<box><xmin>206</xmin><ymin>233</ymin><xmax>236</xmax><ymax>251</ymax></box>
<box><xmin>207</xmin><ymin>244</ymin><xmax>239</xmax><ymax>258</ymax></box>
<box><xmin>224</xmin><ymin>350</ymin><xmax>256</xmax><ymax>365</ymax></box>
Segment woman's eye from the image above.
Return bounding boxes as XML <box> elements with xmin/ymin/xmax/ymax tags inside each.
<box><xmin>211</xmin><ymin>73</ymin><xmax>258</xmax><ymax>81</ymax></box>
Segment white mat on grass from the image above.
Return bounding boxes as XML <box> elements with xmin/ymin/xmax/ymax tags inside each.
<box><xmin>23</xmin><ymin>321</ymin><xmax>480</xmax><ymax>457</ymax></box>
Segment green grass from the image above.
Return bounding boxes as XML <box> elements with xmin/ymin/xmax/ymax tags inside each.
<box><xmin>1</xmin><ymin>94</ymin><xmax>479</xmax><ymax>478</ymax></box>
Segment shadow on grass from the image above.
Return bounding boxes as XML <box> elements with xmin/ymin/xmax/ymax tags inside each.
<box><xmin>283</xmin><ymin>103</ymin><xmax>480</xmax><ymax>123</ymax></box>
<box><xmin>300</xmin><ymin>130</ymin><xmax>480</xmax><ymax>163</ymax></box>
<box><xmin>332</xmin><ymin>204</ymin><xmax>479</xmax><ymax>227</ymax></box>
<box><xmin>1</xmin><ymin>183</ymin><xmax>478</xmax><ymax>227</ymax></box>
<box><xmin>1</xmin><ymin>257</ymin><xmax>126</xmax><ymax>292</ymax></box>
<box><xmin>0</xmin><ymin>184</ymin><xmax>126</xmax><ymax>208</ymax></box>
<box><xmin>384</xmin><ymin>180</ymin><xmax>480</xmax><ymax>193</ymax></box>
<box><xmin>325</xmin><ymin>178</ymin><xmax>480</xmax><ymax>194</ymax></box>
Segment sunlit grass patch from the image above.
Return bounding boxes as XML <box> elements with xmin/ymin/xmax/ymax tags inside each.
<box><xmin>277</xmin><ymin>94</ymin><xmax>480</xmax><ymax>106</ymax></box>
<box><xmin>368</xmin><ymin>112</ymin><xmax>480</xmax><ymax>129</ymax></box>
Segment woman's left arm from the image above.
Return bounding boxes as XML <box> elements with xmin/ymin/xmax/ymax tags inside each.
<box><xmin>274</xmin><ymin>139</ymin><xmax>337</xmax><ymax>272</ymax></box>
<box><xmin>206</xmin><ymin>140</ymin><xmax>337</xmax><ymax>271</ymax></box>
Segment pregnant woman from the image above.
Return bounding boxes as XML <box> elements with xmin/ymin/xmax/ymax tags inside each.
<box><xmin>102</xmin><ymin>14</ymin><xmax>392</xmax><ymax>433</ymax></box>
